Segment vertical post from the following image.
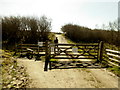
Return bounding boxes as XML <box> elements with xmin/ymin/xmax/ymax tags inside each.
<box><xmin>20</xmin><ymin>44</ymin><xmax>22</xmax><ymax>57</ymax></box>
<box><xmin>49</xmin><ymin>43</ymin><xmax>52</xmax><ymax>70</ymax></box>
<box><xmin>49</xmin><ymin>61</ymin><xmax>52</xmax><ymax>70</ymax></box>
<box><xmin>13</xmin><ymin>44</ymin><xmax>17</xmax><ymax>56</ymax></box>
<box><xmin>44</xmin><ymin>41</ymin><xmax>49</xmax><ymax>71</ymax></box>
<box><xmin>38</xmin><ymin>45</ymin><xmax>39</xmax><ymax>55</ymax></box>
<box><xmin>98</xmin><ymin>41</ymin><xmax>104</xmax><ymax>63</ymax></box>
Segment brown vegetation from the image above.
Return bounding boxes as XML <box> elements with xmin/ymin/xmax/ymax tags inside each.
<box><xmin>61</xmin><ymin>24</ymin><xmax>120</xmax><ymax>46</ymax></box>
<box><xmin>2</xmin><ymin>16</ymin><xmax>52</xmax><ymax>50</ymax></box>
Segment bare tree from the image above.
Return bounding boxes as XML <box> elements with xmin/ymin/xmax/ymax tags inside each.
<box><xmin>2</xmin><ymin>15</ymin><xmax>52</xmax><ymax>49</ymax></box>
<box><xmin>37</xmin><ymin>15</ymin><xmax>52</xmax><ymax>41</ymax></box>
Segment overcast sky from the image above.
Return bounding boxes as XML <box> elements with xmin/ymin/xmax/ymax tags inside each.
<box><xmin>0</xmin><ymin>0</ymin><xmax>119</xmax><ymax>32</ymax></box>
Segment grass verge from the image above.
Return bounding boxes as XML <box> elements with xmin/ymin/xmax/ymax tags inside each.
<box><xmin>1</xmin><ymin>50</ymin><xmax>31</xmax><ymax>88</ymax></box>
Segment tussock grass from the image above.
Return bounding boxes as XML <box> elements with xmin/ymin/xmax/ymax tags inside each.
<box><xmin>108</xmin><ymin>66</ymin><xmax>120</xmax><ymax>77</ymax></box>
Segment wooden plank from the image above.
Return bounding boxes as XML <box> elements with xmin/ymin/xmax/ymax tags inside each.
<box><xmin>17</xmin><ymin>46</ymin><xmax>46</xmax><ymax>49</ymax></box>
<box><xmin>27</xmin><ymin>48</ymin><xmax>33</xmax><ymax>51</ymax></box>
<box><xmin>19</xmin><ymin>43</ymin><xmax>45</xmax><ymax>45</ymax></box>
<box><xmin>50</xmin><ymin>61</ymin><xmax>96</xmax><ymax>63</ymax></box>
<box><xmin>18</xmin><ymin>49</ymin><xmax>45</xmax><ymax>52</ymax></box>
<box><xmin>52</xmin><ymin>50</ymin><xmax>98</xmax><ymax>53</ymax></box>
<box><xmin>55</xmin><ymin>47</ymin><xmax>72</xmax><ymax>49</ymax></box>
<box><xmin>108</xmin><ymin>57</ymin><xmax>120</xmax><ymax>63</ymax></box>
<box><xmin>56</xmin><ymin>47</ymin><xmax>99</xmax><ymax>50</ymax></box>
<box><xmin>18</xmin><ymin>43</ymin><xmax>45</xmax><ymax>46</ymax></box>
<box><xmin>50</xmin><ymin>54</ymin><xmax>97</xmax><ymax>56</ymax></box>
<box><xmin>107</xmin><ymin>61</ymin><xmax>120</xmax><ymax>67</ymax></box>
<box><xmin>17</xmin><ymin>47</ymin><xmax>45</xmax><ymax>50</ymax></box>
<box><xmin>18</xmin><ymin>45</ymin><xmax>38</xmax><ymax>47</ymax></box>
<box><xmin>78</xmin><ymin>48</ymin><xmax>99</xmax><ymax>49</ymax></box>
<box><xmin>106</xmin><ymin>49</ymin><xmax>120</xmax><ymax>54</ymax></box>
<box><xmin>107</xmin><ymin>52</ymin><xmax>120</xmax><ymax>58</ymax></box>
<box><xmin>51</xmin><ymin>57</ymin><xmax>97</xmax><ymax>59</ymax></box>
<box><xmin>17</xmin><ymin>50</ymin><xmax>45</xmax><ymax>53</ymax></box>
<box><xmin>55</xmin><ymin>43</ymin><xmax>99</xmax><ymax>46</ymax></box>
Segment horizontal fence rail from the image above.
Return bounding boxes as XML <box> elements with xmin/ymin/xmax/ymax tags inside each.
<box><xmin>104</xmin><ymin>49</ymin><xmax>120</xmax><ymax>67</ymax></box>
<box><xmin>49</xmin><ymin>43</ymin><xmax>100</xmax><ymax>60</ymax></box>
<box><xmin>14</xmin><ymin>43</ymin><xmax>46</xmax><ymax>59</ymax></box>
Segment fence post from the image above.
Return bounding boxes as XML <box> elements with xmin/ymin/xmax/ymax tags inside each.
<box><xmin>20</xmin><ymin>44</ymin><xmax>22</xmax><ymax>57</ymax></box>
<box><xmin>44</xmin><ymin>41</ymin><xmax>49</xmax><ymax>71</ymax></box>
<box><xmin>99</xmin><ymin>41</ymin><xmax>104</xmax><ymax>63</ymax></box>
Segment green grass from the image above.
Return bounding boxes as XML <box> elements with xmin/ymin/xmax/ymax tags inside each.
<box><xmin>1</xmin><ymin>50</ymin><xmax>30</xmax><ymax>88</ymax></box>
<box><xmin>102</xmin><ymin>43</ymin><xmax>120</xmax><ymax>76</ymax></box>
<box><xmin>40</xmin><ymin>56</ymin><xmax>58</xmax><ymax>62</ymax></box>
<box><xmin>48</xmin><ymin>32</ymin><xmax>55</xmax><ymax>43</ymax></box>
<box><xmin>108</xmin><ymin>66</ymin><xmax>120</xmax><ymax>77</ymax></box>
<box><xmin>104</xmin><ymin>43</ymin><xmax>119</xmax><ymax>51</ymax></box>
<box><xmin>62</xmin><ymin>34</ymin><xmax>74</xmax><ymax>44</ymax></box>
<box><xmin>50</xmin><ymin>59</ymin><xmax>58</xmax><ymax>61</ymax></box>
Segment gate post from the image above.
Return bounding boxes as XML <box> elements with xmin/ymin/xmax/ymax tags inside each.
<box><xmin>98</xmin><ymin>41</ymin><xmax>104</xmax><ymax>63</ymax></box>
<box><xmin>44</xmin><ymin>41</ymin><xmax>50</xmax><ymax>71</ymax></box>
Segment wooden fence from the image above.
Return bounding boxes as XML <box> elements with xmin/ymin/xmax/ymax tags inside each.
<box><xmin>16</xmin><ymin>43</ymin><xmax>46</xmax><ymax>52</ymax></box>
<box><xmin>103</xmin><ymin>48</ymin><xmax>120</xmax><ymax>67</ymax></box>
<box><xmin>15</xmin><ymin>41</ymin><xmax>120</xmax><ymax>71</ymax></box>
<box><xmin>14</xmin><ymin>42</ymin><xmax>46</xmax><ymax>59</ymax></box>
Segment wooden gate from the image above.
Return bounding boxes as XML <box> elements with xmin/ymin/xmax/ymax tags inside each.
<box><xmin>14</xmin><ymin>42</ymin><xmax>46</xmax><ymax>60</ymax></box>
<box><xmin>44</xmin><ymin>41</ymin><xmax>103</xmax><ymax>71</ymax></box>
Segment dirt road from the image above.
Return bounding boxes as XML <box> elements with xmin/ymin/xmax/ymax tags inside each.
<box><xmin>55</xmin><ymin>34</ymin><xmax>68</xmax><ymax>44</ymax></box>
<box><xmin>17</xmin><ymin>34</ymin><xmax>118</xmax><ymax>88</ymax></box>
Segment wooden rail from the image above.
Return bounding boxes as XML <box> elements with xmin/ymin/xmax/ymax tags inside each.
<box><xmin>104</xmin><ymin>48</ymin><xmax>120</xmax><ymax>67</ymax></box>
<box><xmin>49</xmin><ymin>43</ymin><xmax>99</xmax><ymax>59</ymax></box>
<box><xmin>15</xmin><ymin>43</ymin><xmax>46</xmax><ymax>59</ymax></box>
